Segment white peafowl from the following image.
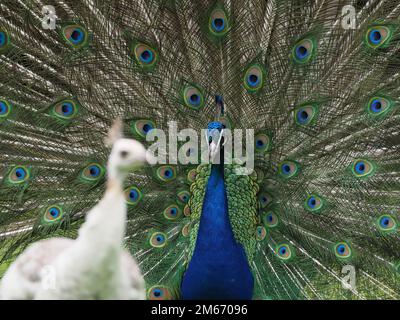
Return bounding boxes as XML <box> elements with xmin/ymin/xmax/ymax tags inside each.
<box><xmin>0</xmin><ymin>121</ymin><xmax>148</xmax><ymax>300</ymax></box>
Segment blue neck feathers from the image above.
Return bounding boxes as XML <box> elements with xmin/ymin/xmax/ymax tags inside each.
<box><xmin>181</xmin><ymin>159</ymin><xmax>254</xmax><ymax>299</ymax></box>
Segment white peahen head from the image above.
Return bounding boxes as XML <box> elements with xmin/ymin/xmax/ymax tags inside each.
<box><xmin>106</xmin><ymin>120</ymin><xmax>153</xmax><ymax>182</ymax></box>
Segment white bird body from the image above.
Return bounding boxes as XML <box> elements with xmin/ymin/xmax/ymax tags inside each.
<box><xmin>0</xmin><ymin>125</ymin><xmax>149</xmax><ymax>300</ymax></box>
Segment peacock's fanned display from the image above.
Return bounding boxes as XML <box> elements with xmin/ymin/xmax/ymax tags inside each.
<box><xmin>0</xmin><ymin>0</ymin><xmax>399</xmax><ymax>300</ymax></box>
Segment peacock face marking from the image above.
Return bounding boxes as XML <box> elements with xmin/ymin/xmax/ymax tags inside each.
<box><xmin>206</xmin><ymin>121</ymin><xmax>225</xmax><ymax>160</ymax></box>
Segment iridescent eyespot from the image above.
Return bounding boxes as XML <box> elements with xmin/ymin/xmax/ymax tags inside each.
<box><xmin>81</xmin><ymin>163</ymin><xmax>105</xmax><ymax>181</ymax></box>
<box><xmin>163</xmin><ymin>204</ymin><xmax>181</xmax><ymax>220</ymax></box>
<box><xmin>150</xmin><ymin>232</ymin><xmax>167</xmax><ymax>248</ymax></box>
<box><xmin>183</xmin><ymin>204</ymin><xmax>191</xmax><ymax>217</ymax></box>
<box><xmin>295</xmin><ymin>105</ymin><xmax>317</xmax><ymax>126</ymax></box>
<box><xmin>334</xmin><ymin>242</ymin><xmax>352</xmax><ymax>259</ymax></box>
<box><xmin>44</xmin><ymin>205</ymin><xmax>63</xmax><ymax>223</ymax></box>
<box><xmin>367</xmin><ymin>96</ymin><xmax>392</xmax><ymax>117</ymax></box>
<box><xmin>131</xmin><ymin>119</ymin><xmax>156</xmax><ymax>139</ymax></box>
<box><xmin>183</xmin><ymin>85</ymin><xmax>204</xmax><ymax>110</ymax></box>
<box><xmin>8</xmin><ymin>166</ymin><xmax>30</xmax><ymax>184</ymax></box>
<box><xmin>182</xmin><ymin>223</ymin><xmax>190</xmax><ymax>237</ymax></box>
<box><xmin>155</xmin><ymin>165</ymin><xmax>176</xmax><ymax>182</ymax></box>
<box><xmin>177</xmin><ymin>190</ymin><xmax>190</xmax><ymax>205</ymax></box>
<box><xmin>305</xmin><ymin>194</ymin><xmax>324</xmax><ymax>212</ymax></box>
<box><xmin>258</xmin><ymin>191</ymin><xmax>273</xmax><ymax>208</ymax></box>
<box><xmin>366</xmin><ymin>26</ymin><xmax>392</xmax><ymax>49</ymax></box>
<box><xmin>377</xmin><ymin>214</ymin><xmax>397</xmax><ymax>233</ymax></box>
<box><xmin>278</xmin><ymin>161</ymin><xmax>299</xmax><ymax>179</ymax></box>
<box><xmin>62</xmin><ymin>24</ymin><xmax>88</xmax><ymax>48</ymax></box>
<box><xmin>124</xmin><ymin>186</ymin><xmax>142</xmax><ymax>206</ymax></box>
<box><xmin>351</xmin><ymin>159</ymin><xmax>375</xmax><ymax>178</ymax></box>
<box><xmin>254</xmin><ymin>133</ymin><xmax>271</xmax><ymax>153</ymax></box>
<box><xmin>275</xmin><ymin>244</ymin><xmax>293</xmax><ymax>261</ymax></box>
<box><xmin>292</xmin><ymin>38</ymin><xmax>315</xmax><ymax>64</ymax></box>
<box><xmin>0</xmin><ymin>30</ymin><xmax>10</xmax><ymax>52</ymax></box>
<box><xmin>255</xmin><ymin>226</ymin><xmax>267</xmax><ymax>241</ymax></box>
<box><xmin>209</xmin><ymin>8</ymin><xmax>229</xmax><ymax>36</ymax></box>
<box><xmin>187</xmin><ymin>169</ymin><xmax>197</xmax><ymax>184</ymax></box>
<box><xmin>263</xmin><ymin>211</ymin><xmax>279</xmax><ymax>228</ymax></box>
<box><xmin>244</xmin><ymin>64</ymin><xmax>265</xmax><ymax>92</ymax></box>
<box><xmin>147</xmin><ymin>286</ymin><xmax>172</xmax><ymax>300</ymax></box>
<box><xmin>52</xmin><ymin>99</ymin><xmax>79</xmax><ymax>120</ymax></box>
<box><xmin>132</xmin><ymin>43</ymin><xmax>157</xmax><ymax>68</ymax></box>
<box><xmin>0</xmin><ymin>99</ymin><xmax>12</xmax><ymax>118</ymax></box>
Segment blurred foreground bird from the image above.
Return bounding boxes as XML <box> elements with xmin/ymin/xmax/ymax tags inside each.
<box><xmin>0</xmin><ymin>121</ymin><xmax>147</xmax><ymax>299</ymax></box>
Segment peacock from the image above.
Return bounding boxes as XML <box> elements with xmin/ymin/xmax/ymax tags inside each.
<box><xmin>0</xmin><ymin>120</ymin><xmax>147</xmax><ymax>299</ymax></box>
<box><xmin>0</xmin><ymin>0</ymin><xmax>399</xmax><ymax>300</ymax></box>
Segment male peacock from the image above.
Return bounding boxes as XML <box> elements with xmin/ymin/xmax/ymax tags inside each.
<box><xmin>0</xmin><ymin>0</ymin><xmax>399</xmax><ymax>300</ymax></box>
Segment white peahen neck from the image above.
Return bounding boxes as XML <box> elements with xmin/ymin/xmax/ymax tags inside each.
<box><xmin>75</xmin><ymin>164</ymin><xmax>128</xmax><ymax>256</ymax></box>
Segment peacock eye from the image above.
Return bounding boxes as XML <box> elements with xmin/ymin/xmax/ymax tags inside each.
<box><xmin>0</xmin><ymin>99</ymin><xmax>12</xmax><ymax>118</ymax></box>
<box><xmin>275</xmin><ymin>244</ymin><xmax>293</xmax><ymax>261</ymax></box>
<box><xmin>155</xmin><ymin>165</ymin><xmax>176</xmax><ymax>182</ymax></box>
<box><xmin>366</xmin><ymin>26</ymin><xmax>392</xmax><ymax>48</ymax></box>
<box><xmin>131</xmin><ymin>119</ymin><xmax>155</xmax><ymax>139</ymax></box>
<box><xmin>183</xmin><ymin>85</ymin><xmax>204</xmax><ymax>110</ymax></box>
<box><xmin>254</xmin><ymin>133</ymin><xmax>271</xmax><ymax>153</ymax></box>
<box><xmin>186</xmin><ymin>168</ymin><xmax>197</xmax><ymax>184</ymax></box>
<box><xmin>292</xmin><ymin>38</ymin><xmax>315</xmax><ymax>63</ymax></box>
<box><xmin>305</xmin><ymin>194</ymin><xmax>324</xmax><ymax>212</ymax></box>
<box><xmin>163</xmin><ymin>204</ymin><xmax>181</xmax><ymax>220</ymax></box>
<box><xmin>278</xmin><ymin>161</ymin><xmax>299</xmax><ymax>179</ymax></box>
<box><xmin>255</xmin><ymin>226</ymin><xmax>267</xmax><ymax>241</ymax></box>
<box><xmin>377</xmin><ymin>214</ymin><xmax>397</xmax><ymax>233</ymax></box>
<box><xmin>334</xmin><ymin>242</ymin><xmax>352</xmax><ymax>259</ymax></box>
<box><xmin>44</xmin><ymin>205</ymin><xmax>63</xmax><ymax>222</ymax></box>
<box><xmin>149</xmin><ymin>231</ymin><xmax>167</xmax><ymax>248</ymax></box>
<box><xmin>244</xmin><ymin>64</ymin><xmax>265</xmax><ymax>92</ymax></box>
<box><xmin>209</xmin><ymin>8</ymin><xmax>229</xmax><ymax>36</ymax></box>
<box><xmin>0</xmin><ymin>30</ymin><xmax>10</xmax><ymax>52</ymax></box>
<box><xmin>81</xmin><ymin>163</ymin><xmax>105</xmax><ymax>182</ymax></box>
<box><xmin>8</xmin><ymin>166</ymin><xmax>30</xmax><ymax>184</ymax></box>
<box><xmin>258</xmin><ymin>191</ymin><xmax>273</xmax><ymax>208</ymax></box>
<box><xmin>177</xmin><ymin>190</ymin><xmax>190</xmax><ymax>205</ymax></box>
<box><xmin>62</xmin><ymin>24</ymin><xmax>89</xmax><ymax>48</ymax></box>
<box><xmin>351</xmin><ymin>159</ymin><xmax>375</xmax><ymax>178</ymax></box>
<box><xmin>295</xmin><ymin>105</ymin><xmax>317</xmax><ymax>126</ymax></box>
<box><xmin>147</xmin><ymin>286</ymin><xmax>171</xmax><ymax>300</ymax></box>
<box><xmin>133</xmin><ymin>43</ymin><xmax>157</xmax><ymax>68</ymax></box>
<box><xmin>124</xmin><ymin>186</ymin><xmax>142</xmax><ymax>206</ymax></box>
<box><xmin>263</xmin><ymin>211</ymin><xmax>279</xmax><ymax>228</ymax></box>
<box><xmin>52</xmin><ymin>99</ymin><xmax>79</xmax><ymax>120</ymax></box>
<box><xmin>367</xmin><ymin>96</ymin><xmax>392</xmax><ymax>117</ymax></box>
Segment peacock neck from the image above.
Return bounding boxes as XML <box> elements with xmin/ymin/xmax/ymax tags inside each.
<box><xmin>181</xmin><ymin>154</ymin><xmax>254</xmax><ymax>299</ymax></box>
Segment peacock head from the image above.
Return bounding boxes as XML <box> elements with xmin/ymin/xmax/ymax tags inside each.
<box><xmin>206</xmin><ymin>121</ymin><xmax>225</xmax><ymax>161</ymax></box>
<box><xmin>106</xmin><ymin>119</ymin><xmax>154</xmax><ymax>179</ymax></box>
